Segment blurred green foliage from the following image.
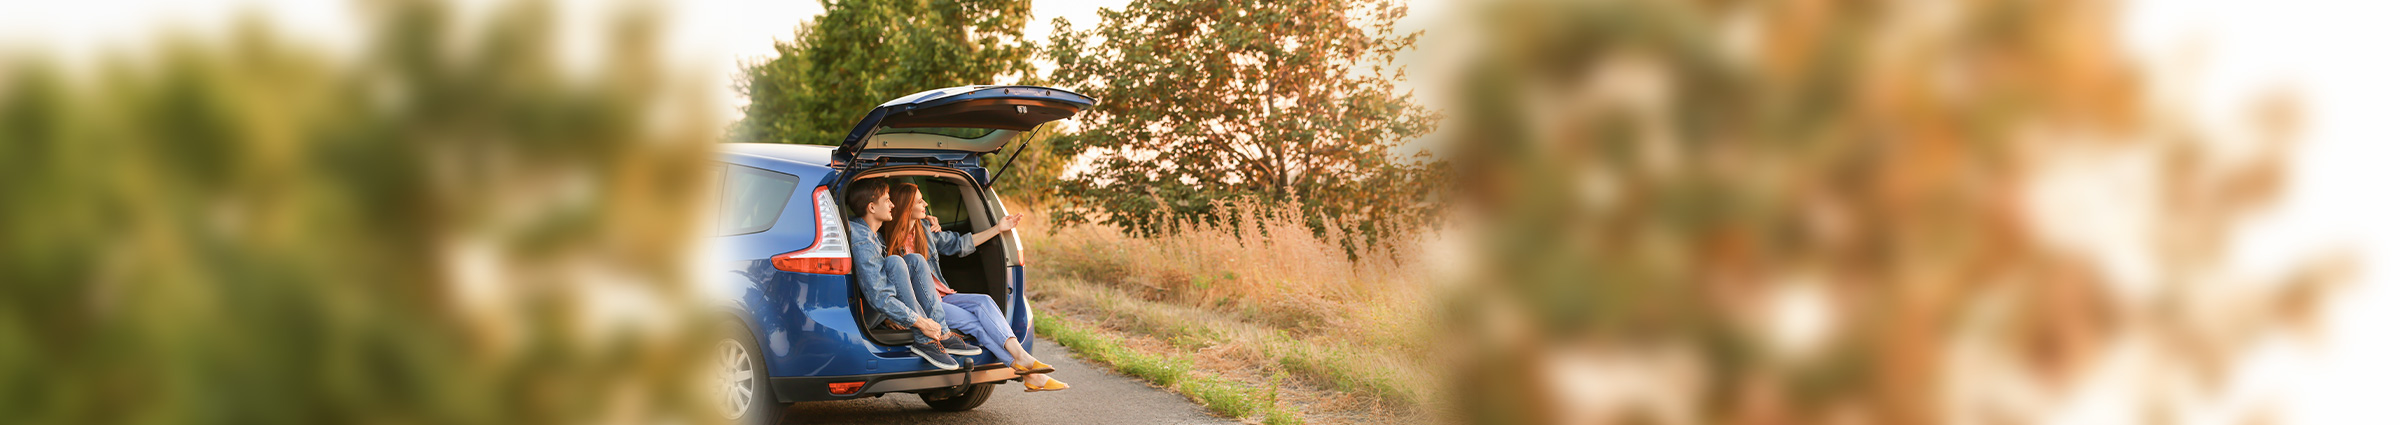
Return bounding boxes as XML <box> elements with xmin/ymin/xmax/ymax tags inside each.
<box><xmin>725</xmin><ymin>0</ymin><xmax>1041</xmax><ymax>146</ymax></box>
<box><xmin>724</xmin><ymin>0</ymin><xmax>1072</xmax><ymax>205</ymax></box>
<box><xmin>1044</xmin><ymin>0</ymin><xmax>1446</xmax><ymax>253</ymax></box>
<box><xmin>1437</xmin><ymin>0</ymin><xmax>2341</xmax><ymax>424</ymax></box>
<box><xmin>0</xmin><ymin>1</ymin><xmax>718</xmax><ymax>424</ymax></box>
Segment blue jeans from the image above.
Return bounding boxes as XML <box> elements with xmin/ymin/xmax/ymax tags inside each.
<box><xmin>877</xmin><ymin>253</ymin><xmax>946</xmax><ymax>344</ymax></box>
<box><xmin>938</xmin><ymin>294</ymin><xmax>1018</xmax><ymax>364</ymax></box>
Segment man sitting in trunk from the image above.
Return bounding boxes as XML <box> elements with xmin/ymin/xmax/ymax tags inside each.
<box><xmin>844</xmin><ymin>178</ymin><xmax>982</xmax><ymax>370</ymax></box>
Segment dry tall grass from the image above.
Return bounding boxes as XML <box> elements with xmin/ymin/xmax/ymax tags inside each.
<box><xmin>1024</xmin><ymin>200</ymin><xmax>1432</xmax><ymax>348</ymax></box>
<box><xmin>1019</xmin><ymin>199</ymin><xmax>1442</xmax><ymax>420</ymax></box>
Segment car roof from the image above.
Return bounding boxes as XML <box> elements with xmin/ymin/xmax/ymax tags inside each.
<box><xmin>721</xmin><ymin>143</ymin><xmax>839</xmax><ymax>179</ymax></box>
<box><xmin>723</xmin><ymin>143</ymin><xmax>834</xmax><ymax>165</ymax></box>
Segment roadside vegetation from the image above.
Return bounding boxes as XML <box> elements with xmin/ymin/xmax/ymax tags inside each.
<box><xmin>1022</xmin><ymin>199</ymin><xmax>1436</xmax><ymax>424</ymax></box>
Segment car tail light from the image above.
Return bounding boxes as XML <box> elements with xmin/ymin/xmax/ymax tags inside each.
<box><xmin>772</xmin><ymin>186</ymin><xmax>851</xmax><ymax>274</ymax></box>
<box><xmin>827</xmin><ymin>381</ymin><xmax>865</xmax><ymax>395</ymax></box>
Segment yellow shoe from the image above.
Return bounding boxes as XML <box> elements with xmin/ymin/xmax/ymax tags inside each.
<box><xmin>1010</xmin><ymin>360</ymin><xmax>1056</xmax><ymax>375</ymax></box>
<box><xmin>1023</xmin><ymin>376</ymin><xmax>1070</xmax><ymax>392</ymax></box>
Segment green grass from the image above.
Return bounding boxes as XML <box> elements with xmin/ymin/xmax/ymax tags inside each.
<box><xmin>1047</xmin><ymin>279</ymin><xmax>1427</xmax><ymax>410</ymax></box>
<box><xmin>1035</xmin><ymin>313</ymin><xmax>1305</xmax><ymax>423</ymax></box>
<box><xmin>1034</xmin><ymin>312</ymin><xmax>1187</xmax><ymax>386</ymax></box>
<box><xmin>1180</xmin><ymin>375</ymin><xmax>1263</xmax><ymax>418</ymax></box>
<box><xmin>1269</xmin><ymin>340</ymin><xmax>1418</xmax><ymax>407</ymax></box>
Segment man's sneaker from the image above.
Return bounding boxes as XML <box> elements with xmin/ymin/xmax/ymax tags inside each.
<box><xmin>907</xmin><ymin>340</ymin><xmax>962</xmax><ymax>370</ymax></box>
<box><xmin>940</xmin><ymin>333</ymin><xmax>984</xmax><ymax>356</ymax></box>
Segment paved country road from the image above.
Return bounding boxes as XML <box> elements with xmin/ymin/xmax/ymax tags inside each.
<box><xmin>773</xmin><ymin>339</ymin><xmax>1236</xmax><ymax>424</ymax></box>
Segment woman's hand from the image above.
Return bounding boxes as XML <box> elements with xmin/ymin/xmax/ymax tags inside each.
<box><xmin>964</xmin><ymin>214</ymin><xmax>1024</xmax><ymax>246</ymax></box>
<box><xmin>915</xmin><ymin>317</ymin><xmax>946</xmax><ymax>341</ymax></box>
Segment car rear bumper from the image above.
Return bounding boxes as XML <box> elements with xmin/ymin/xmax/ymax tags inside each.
<box><xmin>770</xmin><ymin>362</ymin><xmax>1019</xmax><ymax>403</ymax></box>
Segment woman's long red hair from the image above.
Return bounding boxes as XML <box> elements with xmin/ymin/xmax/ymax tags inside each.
<box><xmin>880</xmin><ymin>182</ymin><xmax>929</xmax><ymax>256</ymax></box>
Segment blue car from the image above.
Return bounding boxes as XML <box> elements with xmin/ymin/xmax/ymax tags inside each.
<box><xmin>708</xmin><ymin>85</ymin><xmax>1095</xmax><ymax>423</ymax></box>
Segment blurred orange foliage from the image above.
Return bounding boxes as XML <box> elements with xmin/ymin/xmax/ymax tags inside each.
<box><xmin>1436</xmin><ymin>0</ymin><xmax>2345</xmax><ymax>423</ymax></box>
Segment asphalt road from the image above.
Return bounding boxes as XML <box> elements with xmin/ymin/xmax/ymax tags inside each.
<box><xmin>773</xmin><ymin>339</ymin><xmax>1235</xmax><ymax>424</ymax></box>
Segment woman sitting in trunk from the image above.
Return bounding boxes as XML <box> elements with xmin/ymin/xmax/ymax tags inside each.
<box><xmin>882</xmin><ymin>181</ymin><xmax>1070</xmax><ymax>393</ymax></box>
<box><xmin>844</xmin><ymin>179</ymin><xmax>982</xmax><ymax>371</ymax></box>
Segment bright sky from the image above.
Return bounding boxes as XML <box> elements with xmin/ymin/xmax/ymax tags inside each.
<box><xmin>2114</xmin><ymin>1</ymin><xmax>2400</xmax><ymax>423</ymax></box>
<box><xmin>4</xmin><ymin>0</ymin><xmax>2395</xmax><ymax>423</ymax></box>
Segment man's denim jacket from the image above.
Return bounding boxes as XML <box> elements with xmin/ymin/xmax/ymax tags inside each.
<box><xmin>847</xmin><ymin>217</ymin><xmax>977</xmax><ymax>325</ymax></box>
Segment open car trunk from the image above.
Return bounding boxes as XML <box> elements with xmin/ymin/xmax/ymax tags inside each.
<box><xmin>833</xmin><ymin>85</ymin><xmax>1094</xmax><ymax>164</ymax></box>
<box><xmin>842</xmin><ymin>167</ymin><xmax>1018</xmax><ymax>346</ymax></box>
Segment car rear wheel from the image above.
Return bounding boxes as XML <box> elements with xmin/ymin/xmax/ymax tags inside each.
<box><xmin>918</xmin><ymin>383</ymin><xmax>994</xmax><ymax>412</ymax></box>
<box><xmin>717</xmin><ymin>321</ymin><xmax>788</xmax><ymax>424</ymax></box>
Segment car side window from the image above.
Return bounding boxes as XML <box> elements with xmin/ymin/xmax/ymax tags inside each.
<box><xmin>719</xmin><ymin>165</ymin><xmax>801</xmax><ymax>236</ymax></box>
<box><xmin>922</xmin><ymin>179</ymin><xmax>966</xmax><ymax>228</ymax></box>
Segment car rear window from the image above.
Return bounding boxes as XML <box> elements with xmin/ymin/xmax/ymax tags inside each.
<box><xmin>876</xmin><ymin>127</ymin><xmax>998</xmax><ymax>139</ymax></box>
<box><xmin>720</xmin><ymin>165</ymin><xmax>801</xmax><ymax>236</ymax></box>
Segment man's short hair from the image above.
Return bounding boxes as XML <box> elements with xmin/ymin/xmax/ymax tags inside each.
<box><xmin>844</xmin><ymin>178</ymin><xmax>890</xmax><ymax>217</ymax></box>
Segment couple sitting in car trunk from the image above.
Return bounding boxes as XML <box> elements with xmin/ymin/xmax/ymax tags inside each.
<box><xmin>843</xmin><ymin>177</ymin><xmax>1071</xmax><ymax>393</ymax></box>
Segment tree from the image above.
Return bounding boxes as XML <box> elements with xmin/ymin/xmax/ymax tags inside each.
<box><xmin>0</xmin><ymin>1</ymin><xmax>721</xmax><ymax>423</ymax></box>
<box><xmin>1045</xmin><ymin>0</ymin><xmax>1442</xmax><ymax>246</ymax></box>
<box><xmin>1436</xmin><ymin>0</ymin><xmax>2342</xmax><ymax>424</ymax></box>
<box><xmin>727</xmin><ymin>0</ymin><xmax>1040</xmax><ymax>146</ymax></box>
<box><xmin>724</xmin><ymin>24</ymin><xmax>817</xmax><ymax>146</ymax></box>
